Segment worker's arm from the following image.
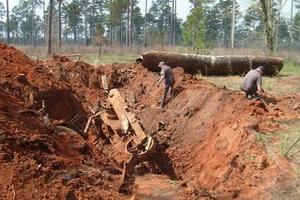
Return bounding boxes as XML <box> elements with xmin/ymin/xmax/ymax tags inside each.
<box><xmin>157</xmin><ymin>75</ymin><xmax>164</xmax><ymax>86</ymax></box>
<box><xmin>257</xmin><ymin>76</ymin><xmax>264</xmax><ymax>93</ymax></box>
<box><xmin>258</xmin><ymin>84</ymin><xmax>264</xmax><ymax>93</ymax></box>
<box><xmin>157</xmin><ymin>67</ymin><xmax>165</xmax><ymax>86</ymax></box>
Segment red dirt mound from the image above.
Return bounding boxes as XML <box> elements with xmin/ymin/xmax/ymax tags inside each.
<box><xmin>0</xmin><ymin>43</ymin><xmax>126</xmax><ymax>199</ymax></box>
<box><xmin>41</xmin><ymin>56</ymin><xmax>103</xmax><ymax>89</ymax></box>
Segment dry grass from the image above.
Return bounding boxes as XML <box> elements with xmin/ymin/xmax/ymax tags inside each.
<box><xmin>269</xmin><ymin>120</ymin><xmax>300</xmax><ymax>200</ymax></box>
<box><xmin>278</xmin><ymin>120</ymin><xmax>300</xmax><ymax>160</ymax></box>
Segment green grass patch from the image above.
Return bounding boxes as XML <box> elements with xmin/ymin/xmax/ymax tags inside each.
<box><xmin>280</xmin><ymin>60</ymin><xmax>300</xmax><ymax>76</ymax></box>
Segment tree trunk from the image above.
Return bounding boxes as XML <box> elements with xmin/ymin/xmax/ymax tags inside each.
<box><xmin>171</xmin><ymin>0</ymin><xmax>174</xmax><ymax>46</ymax></box>
<box><xmin>173</xmin><ymin>0</ymin><xmax>177</xmax><ymax>45</ymax></box>
<box><xmin>120</xmin><ymin>14</ymin><xmax>123</xmax><ymax>46</ymax></box>
<box><xmin>290</xmin><ymin>0</ymin><xmax>294</xmax><ymax>47</ymax></box>
<box><xmin>260</xmin><ymin>0</ymin><xmax>274</xmax><ymax>54</ymax></box>
<box><xmin>31</xmin><ymin>0</ymin><xmax>35</xmax><ymax>48</ymax></box>
<box><xmin>73</xmin><ymin>27</ymin><xmax>77</xmax><ymax>43</ymax></box>
<box><xmin>91</xmin><ymin>0</ymin><xmax>95</xmax><ymax>43</ymax></box>
<box><xmin>192</xmin><ymin>0</ymin><xmax>197</xmax><ymax>50</ymax></box>
<box><xmin>65</xmin><ymin>15</ymin><xmax>68</xmax><ymax>44</ymax></box>
<box><xmin>274</xmin><ymin>4</ymin><xmax>281</xmax><ymax>51</ymax></box>
<box><xmin>291</xmin><ymin>0</ymin><xmax>294</xmax><ymax>25</ymax></box>
<box><xmin>128</xmin><ymin>0</ymin><xmax>132</xmax><ymax>47</ymax></box>
<box><xmin>144</xmin><ymin>0</ymin><xmax>147</xmax><ymax>47</ymax></box>
<box><xmin>59</xmin><ymin>0</ymin><xmax>62</xmax><ymax>48</ymax></box>
<box><xmin>109</xmin><ymin>0</ymin><xmax>113</xmax><ymax>47</ymax></box>
<box><xmin>84</xmin><ymin>14</ymin><xmax>88</xmax><ymax>46</ymax></box>
<box><xmin>6</xmin><ymin>0</ymin><xmax>10</xmax><ymax>44</ymax></box>
<box><xmin>110</xmin><ymin>25</ymin><xmax>113</xmax><ymax>46</ymax></box>
<box><xmin>47</xmin><ymin>0</ymin><xmax>53</xmax><ymax>55</ymax></box>
<box><xmin>231</xmin><ymin>0</ymin><xmax>236</xmax><ymax>49</ymax></box>
<box><xmin>126</xmin><ymin>4</ymin><xmax>129</xmax><ymax>46</ymax></box>
<box><xmin>43</xmin><ymin>0</ymin><xmax>46</xmax><ymax>41</ymax></box>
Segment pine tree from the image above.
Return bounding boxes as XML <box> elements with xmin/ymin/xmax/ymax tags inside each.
<box><xmin>65</xmin><ymin>0</ymin><xmax>82</xmax><ymax>43</ymax></box>
<box><xmin>183</xmin><ymin>0</ymin><xmax>206</xmax><ymax>50</ymax></box>
<box><xmin>48</xmin><ymin>0</ymin><xmax>53</xmax><ymax>55</ymax></box>
<box><xmin>6</xmin><ymin>0</ymin><xmax>9</xmax><ymax>43</ymax></box>
<box><xmin>0</xmin><ymin>2</ymin><xmax>4</xmax><ymax>39</ymax></box>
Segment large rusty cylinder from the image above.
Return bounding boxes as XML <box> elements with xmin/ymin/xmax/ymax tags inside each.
<box><xmin>141</xmin><ymin>51</ymin><xmax>284</xmax><ymax>76</ymax></box>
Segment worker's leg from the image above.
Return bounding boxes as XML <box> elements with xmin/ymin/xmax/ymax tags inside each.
<box><xmin>160</xmin><ymin>86</ymin><xmax>169</xmax><ymax>108</ymax></box>
<box><xmin>246</xmin><ymin>88</ymin><xmax>260</xmax><ymax>100</ymax></box>
<box><xmin>245</xmin><ymin>91</ymin><xmax>249</xmax><ymax>98</ymax></box>
<box><xmin>241</xmin><ymin>88</ymin><xmax>249</xmax><ymax>99</ymax></box>
<box><xmin>168</xmin><ymin>84</ymin><xmax>173</xmax><ymax>98</ymax></box>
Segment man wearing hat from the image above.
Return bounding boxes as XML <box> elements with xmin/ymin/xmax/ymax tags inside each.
<box><xmin>157</xmin><ymin>61</ymin><xmax>175</xmax><ymax>108</ymax></box>
<box><xmin>240</xmin><ymin>66</ymin><xmax>265</xmax><ymax>100</ymax></box>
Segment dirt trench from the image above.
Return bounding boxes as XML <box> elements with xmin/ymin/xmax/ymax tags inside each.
<box><xmin>114</xmin><ymin>64</ymin><xmax>299</xmax><ymax>199</ymax></box>
<box><xmin>0</xmin><ymin>43</ymin><xmax>299</xmax><ymax>199</ymax></box>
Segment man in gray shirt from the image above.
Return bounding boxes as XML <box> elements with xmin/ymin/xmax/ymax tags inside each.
<box><xmin>240</xmin><ymin>66</ymin><xmax>265</xmax><ymax>100</ymax></box>
<box><xmin>157</xmin><ymin>61</ymin><xmax>175</xmax><ymax>108</ymax></box>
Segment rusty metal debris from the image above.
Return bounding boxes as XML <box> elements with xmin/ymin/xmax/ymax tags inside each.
<box><xmin>84</xmin><ymin>110</ymin><xmax>105</xmax><ymax>134</ymax></box>
<box><xmin>101</xmin><ymin>75</ymin><xmax>109</xmax><ymax>92</ymax></box>
<box><xmin>17</xmin><ymin>109</ymin><xmax>40</xmax><ymax>116</ymax></box>
<box><xmin>107</xmin><ymin>89</ymin><xmax>157</xmax><ymax>192</ymax></box>
<box><xmin>63</xmin><ymin>54</ymin><xmax>81</xmax><ymax>62</ymax></box>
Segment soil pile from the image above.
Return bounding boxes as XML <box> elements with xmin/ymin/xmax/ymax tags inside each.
<box><xmin>0</xmin><ymin>43</ymin><xmax>125</xmax><ymax>199</ymax></box>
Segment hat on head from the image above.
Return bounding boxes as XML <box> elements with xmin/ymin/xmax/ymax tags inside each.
<box><xmin>158</xmin><ymin>61</ymin><xmax>165</xmax><ymax>68</ymax></box>
<box><xmin>257</xmin><ymin>66</ymin><xmax>265</xmax><ymax>72</ymax></box>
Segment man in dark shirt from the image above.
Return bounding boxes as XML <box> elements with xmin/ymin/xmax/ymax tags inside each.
<box><xmin>157</xmin><ymin>61</ymin><xmax>175</xmax><ymax>108</ymax></box>
<box><xmin>240</xmin><ymin>66</ymin><xmax>265</xmax><ymax>100</ymax></box>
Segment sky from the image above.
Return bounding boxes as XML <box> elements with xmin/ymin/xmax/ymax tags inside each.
<box><xmin>0</xmin><ymin>0</ymin><xmax>294</xmax><ymax>21</ymax></box>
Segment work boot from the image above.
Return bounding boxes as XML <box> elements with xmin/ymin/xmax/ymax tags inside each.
<box><xmin>155</xmin><ymin>106</ymin><xmax>165</xmax><ymax>112</ymax></box>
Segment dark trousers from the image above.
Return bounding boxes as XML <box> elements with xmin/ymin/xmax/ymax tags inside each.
<box><xmin>160</xmin><ymin>84</ymin><xmax>173</xmax><ymax>108</ymax></box>
<box><xmin>242</xmin><ymin>88</ymin><xmax>259</xmax><ymax>99</ymax></box>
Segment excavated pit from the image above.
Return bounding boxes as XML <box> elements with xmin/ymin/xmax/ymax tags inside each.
<box><xmin>0</xmin><ymin>43</ymin><xmax>299</xmax><ymax>199</ymax></box>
